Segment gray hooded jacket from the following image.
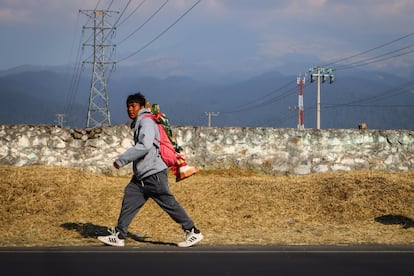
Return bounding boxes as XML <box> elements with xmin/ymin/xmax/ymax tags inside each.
<box><xmin>114</xmin><ymin>108</ymin><xmax>167</xmax><ymax>180</ymax></box>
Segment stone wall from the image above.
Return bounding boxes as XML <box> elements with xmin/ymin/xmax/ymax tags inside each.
<box><xmin>0</xmin><ymin>124</ymin><xmax>413</xmax><ymax>176</ymax></box>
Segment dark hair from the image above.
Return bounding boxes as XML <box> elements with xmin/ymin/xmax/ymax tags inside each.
<box><xmin>126</xmin><ymin>92</ymin><xmax>146</xmax><ymax>106</ymax></box>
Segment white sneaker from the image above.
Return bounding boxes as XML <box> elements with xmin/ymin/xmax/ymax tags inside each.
<box><xmin>97</xmin><ymin>228</ymin><xmax>125</xmax><ymax>247</ymax></box>
<box><xmin>177</xmin><ymin>228</ymin><xmax>204</xmax><ymax>247</ymax></box>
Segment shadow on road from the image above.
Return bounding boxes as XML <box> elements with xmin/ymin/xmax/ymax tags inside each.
<box><xmin>61</xmin><ymin>222</ymin><xmax>177</xmax><ymax>246</ymax></box>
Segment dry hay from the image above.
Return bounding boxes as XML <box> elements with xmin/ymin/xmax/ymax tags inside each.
<box><xmin>0</xmin><ymin>165</ymin><xmax>413</xmax><ymax>247</ymax></box>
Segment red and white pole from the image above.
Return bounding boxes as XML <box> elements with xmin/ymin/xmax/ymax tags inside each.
<box><xmin>297</xmin><ymin>76</ymin><xmax>305</xmax><ymax>130</ymax></box>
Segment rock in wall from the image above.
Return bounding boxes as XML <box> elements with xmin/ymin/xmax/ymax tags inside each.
<box><xmin>0</xmin><ymin>125</ymin><xmax>413</xmax><ymax>175</ymax></box>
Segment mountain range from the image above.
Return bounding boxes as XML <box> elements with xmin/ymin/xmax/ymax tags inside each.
<box><xmin>0</xmin><ymin>65</ymin><xmax>413</xmax><ymax>130</ymax></box>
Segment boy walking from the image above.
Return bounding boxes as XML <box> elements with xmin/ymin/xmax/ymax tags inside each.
<box><xmin>97</xmin><ymin>92</ymin><xmax>203</xmax><ymax>247</ymax></box>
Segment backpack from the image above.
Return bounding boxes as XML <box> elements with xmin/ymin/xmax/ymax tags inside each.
<box><xmin>143</xmin><ymin>114</ymin><xmax>177</xmax><ymax>167</ymax></box>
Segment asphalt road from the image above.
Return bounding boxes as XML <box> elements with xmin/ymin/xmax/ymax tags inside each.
<box><xmin>1</xmin><ymin>245</ymin><xmax>413</xmax><ymax>276</ymax></box>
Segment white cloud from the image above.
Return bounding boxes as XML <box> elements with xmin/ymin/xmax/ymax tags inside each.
<box><xmin>0</xmin><ymin>0</ymin><xmax>100</xmax><ymax>24</ymax></box>
<box><xmin>208</xmin><ymin>0</ymin><xmax>413</xmax><ymax>31</ymax></box>
<box><xmin>0</xmin><ymin>8</ymin><xmax>31</xmax><ymax>23</ymax></box>
<box><xmin>1</xmin><ymin>0</ymin><xmax>413</xmax><ymax>75</ymax></box>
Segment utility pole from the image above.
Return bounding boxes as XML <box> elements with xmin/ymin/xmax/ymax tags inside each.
<box><xmin>205</xmin><ymin>112</ymin><xmax>220</xmax><ymax>127</ymax></box>
<box><xmin>80</xmin><ymin>9</ymin><xmax>119</xmax><ymax>128</ymax></box>
<box><xmin>309</xmin><ymin>66</ymin><xmax>334</xmax><ymax>129</ymax></box>
<box><xmin>297</xmin><ymin>75</ymin><xmax>306</xmax><ymax>130</ymax></box>
<box><xmin>55</xmin><ymin>114</ymin><xmax>66</xmax><ymax>128</ymax></box>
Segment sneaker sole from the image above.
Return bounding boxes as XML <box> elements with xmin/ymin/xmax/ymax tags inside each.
<box><xmin>177</xmin><ymin>233</ymin><xmax>204</xmax><ymax>248</ymax></box>
<box><xmin>97</xmin><ymin>237</ymin><xmax>125</xmax><ymax>247</ymax></box>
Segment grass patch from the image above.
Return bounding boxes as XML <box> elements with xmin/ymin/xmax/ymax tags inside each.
<box><xmin>0</xmin><ymin>165</ymin><xmax>413</xmax><ymax>247</ymax></box>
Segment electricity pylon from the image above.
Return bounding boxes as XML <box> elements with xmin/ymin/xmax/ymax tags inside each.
<box><xmin>80</xmin><ymin>9</ymin><xmax>118</xmax><ymax>128</ymax></box>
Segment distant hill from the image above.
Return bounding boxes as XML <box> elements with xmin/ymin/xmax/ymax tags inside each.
<box><xmin>0</xmin><ymin>66</ymin><xmax>413</xmax><ymax>129</ymax></box>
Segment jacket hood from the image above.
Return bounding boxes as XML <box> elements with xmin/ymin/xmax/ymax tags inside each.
<box><xmin>137</xmin><ymin>108</ymin><xmax>151</xmax><ymax>118</ymax></box>
<box><xmin>130</xmin><ymin>108</ymin><xmax>152</xmax><ymax>129</ymax></box>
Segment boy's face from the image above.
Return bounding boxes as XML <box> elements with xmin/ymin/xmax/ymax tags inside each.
<box><xmin>127</xmin><ymin>102</ymin><xmax>142</xmax><ymax>120</ymax></box>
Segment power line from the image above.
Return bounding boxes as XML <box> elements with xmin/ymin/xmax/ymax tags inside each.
<box><xmin>324</xmin><ymin>80</ymin><xmax>414</xmax><ymax>108</ymax></box>
<box><xmin>221</xmin><ymin>80</ymin><xmax>298</xmax><ymax>114</ymax></box>
<box><xmin>334</xmin><ymin>46</ymin><xmax>414</xmax><ymax>71</ymax></box>
<box><xmin>117</xmin><ymin>0</ymin><xmax>147</xmax><ymax>27</ymax></box>
<box><xmin>64</xmin><ymin>12</ymin><xmax>89</xmax><ymax>120</ymax></box>
<box><xmin>95</xmin><ymin>0</ymin><xmax>102</xmax><ymax>10</ymax></box>
<box><xmin>104</xmin><ymin>0</ymin><xmax>115</xmax><ymax>11</ymax></box>
<box><xmin>226</xmin><ymin>32</ymin><xmax>414</xmax><ymax>118</ymax></box>
<box><xmin>326</xmin><ymin>104</ymin><xmax>414</xmax><ymax>108</ymax></box>
<box><xmin>323</xmin><ymin>32</ymin><xmax>414</xmax><ymax>68</ymax></box>
<box><xmin>117</xmin><ymin>0</ymin><xmax>169</xmax><ymax>45</ymax></box>
<box><xmin>118</xmin><ymin>0</ymin><xmax>202</xmax><ymax>63</ymax></box>
<box><xmin>212</xmin><ymin>34</ymin><xmax>414</xmax><ymax>126</ymax></box>
<box><xmin>112</xmin><ymin>0</ymin><xmax>132</xmax><ymax>28</ymax></box>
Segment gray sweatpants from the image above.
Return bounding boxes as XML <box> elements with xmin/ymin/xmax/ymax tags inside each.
<box><xmin>115</xmin><ymin>169</ymin><xmax>194</xmax><ymax>239</ymax></box>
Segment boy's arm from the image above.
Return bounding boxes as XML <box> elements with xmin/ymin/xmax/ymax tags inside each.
<box><xmin>113</xmin><ymin>118</ymin><xmax>155</xmax><ymax>169</ymax></box>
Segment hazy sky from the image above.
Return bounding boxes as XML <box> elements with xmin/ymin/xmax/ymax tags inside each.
<box><xmin>1</xmin><ymin>0</ymin><xmax>414</xmax><ymax>79</ymax></box>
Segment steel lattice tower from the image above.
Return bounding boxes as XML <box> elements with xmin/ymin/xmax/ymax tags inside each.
<box><xmin>80</xmin><ymin>9</ymin><xmax>118</xmax><ymax>128</ymax></box>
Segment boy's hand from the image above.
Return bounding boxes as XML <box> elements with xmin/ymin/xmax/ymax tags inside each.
<box><xmin>113</xmin><ymin>161</ymin><xmax>120</xmax><ymax>169</ymax></box>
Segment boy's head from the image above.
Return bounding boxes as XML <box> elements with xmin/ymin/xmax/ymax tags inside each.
<box><xmin>126</xmin><ymin>92</ymin><xmax>146</xmax><ymax>120</ymax></box>
<box><xmin>126</xmin><ymin>92</ymin><xmax>146</xmax><ymax>107</ymax></box>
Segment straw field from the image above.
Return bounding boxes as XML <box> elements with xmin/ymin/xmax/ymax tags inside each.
<box><xmin>0</xmin><ymin>165</ymin><xmax>413</xmax><ymax>247</ymax></box>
